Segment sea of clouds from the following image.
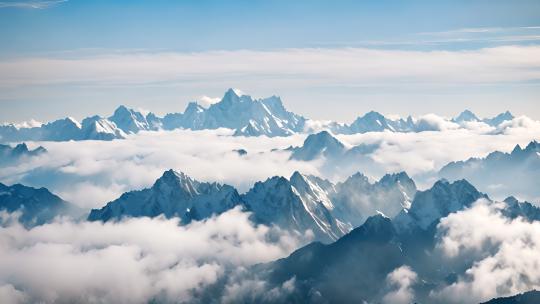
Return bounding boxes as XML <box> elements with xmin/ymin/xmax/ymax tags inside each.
<box><xmin>432</xmin><ymin>199</ymin><xmax>540</xmax><ymax>303</ymax></box>
<box><xmin>373</xmin><ymin>199</ymin><xmax>540</xmax><ymax>304</ymax></box>
<box><xmin>0</xmin><ymin>116</ymin><xmax>538</xmax><ymax>303</ymax></box>
<box><xmin>1</xmin><ymin>115</ymin><xmax>539</xmax><ymax>209</ymax></box>
<box><xmin>0</xmin><ymin>207</ymin><xmax>306</xmax><ymax>303</ymax></box>
<box><xmin>2</xmin><ymin>199</ymin><xmax>536</xmax><ymax>303</ymax></box>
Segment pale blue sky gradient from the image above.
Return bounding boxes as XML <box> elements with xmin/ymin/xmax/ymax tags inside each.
<box><xmin>0</xmin><ymin>0</ymin><xmax>539</xmax><ymax>122</ymax></box>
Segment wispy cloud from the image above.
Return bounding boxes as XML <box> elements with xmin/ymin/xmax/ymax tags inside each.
<box><xmin>1</xmin><ymin>45</ymin><xmax>539</xmax><ymax>123</ymax></box>
<box><xmin>1</xmin><ymin>46</ymin><xmax>539</xmax><ymax>89</ymax></box>
<box><xmin>309</xmin><ymin>26</ymin><xmax>540</xmax><ymax>48</ymax></box>
<box><xmin>0</xmin><ymin>0</ymin><xmax>67</xmax><ymax>9</ymax></box>
<box><xmin>413</xmin><ymin>26</ymin><xmax>540</xmax><ymax>45</ymax></box>
<box><xmin>418</xmin><ymin>27</ymin><xmax>507</xmax><ymax>36</ymax></box>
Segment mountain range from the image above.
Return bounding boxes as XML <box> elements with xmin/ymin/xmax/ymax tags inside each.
<box><xmin>2</xmin><ymin>168</ymin><xmax>540</xmax><ymax>303</ymax></box>
<box><xmin>236</xmin><ymin>180</ymin><xmax>540</xmax><ymax>303</ymax></box>
<box><xmin>85</xmin><ymin>167</ymin><xmax>537</xmax><ymax>245</ymax></box>
<box><xmin>87</xmin><ymin>169</ymin><xmax>243</xmax><ymax>224</ymax></box>
<box><xmin>288</xmin><ymin>132</ymin><xmax>540</xmax><ymax>202</ymax></box>
<box><xmin>88</xmin><ymin>169</ymin><xmax>416</xmax><ymax>243</ymax></box>
<box><xmin>0</xmin><ymin>142</ymin><xmax>46</xmax><ymax>166</ymax></box>
<box><xmin>0</xmin><ymin>115</ymin><xmax>127</xmax><ymax>142</ymax></box>
<box><xmin>0</xmin><ymin>89</ymin><xmax>518</xmax><ymax>142</ymax></box>
<box><xmin>288</xmin><ymin>130</ymin><xmax>380</xmax><ymax>162</ymax></box>
<box><xmin>440</xmin><ymin>140</ymin><xmax>540</xmax><ymax>200</ymax></box>
<box><xmin>288</xmin><ymin>131</ymin><xmax>347</xmax><ymax>161</ymax></box>
<box><xmin>452</xmin><ymin>109</ymin><xmax>514</xmax><ymax>126</ymax></box>
<box><xmin>286</xmin><ymin>130</ymin><xmax>392</xmax><ymax>179</ymax></box>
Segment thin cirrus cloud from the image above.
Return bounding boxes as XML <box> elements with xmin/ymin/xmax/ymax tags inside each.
<box><xmin>324</xmin><ymin>26</ymin><xmax>540</xmax><ymax>48</ymax></box>
<box><xmin>411</xmin><ymin>26</ymin><xmax>540</xmax><ymax>45</ymax></box>
<box><xmin>418</xmin><ymin>25</ymin><xmax>540</xmax><ymax>36</ymax></box>
<box><xmin>0</xmin><ymin>0</ymin><xmax>67</xmax><ymax>9</ymax></box>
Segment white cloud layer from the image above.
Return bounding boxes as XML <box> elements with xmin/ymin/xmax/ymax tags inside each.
<box><xmin>432</xmin><ymin>199</ymin><xmax>540</xmax><ymax>303</ymax></box>
<box><xmin>414</xmin><ymin>114</ymin><xmax>460</xmax><ymax>132</ymax></box>
<box><xmin>333</xmin><ymin>125</ymin><xmax>540</xmax><ymax>192</ymax></box>
<box><xmin>494</xmin><ymin>115</ymin><xmax>540</xmax><ymax>135</ymax></box>
<box><xmin>0</xmin><ymin>117</ymin><xmax>539</xmax><ymax>209</ymax></box>
<box><xmin>0</xmin><ymin>207</ymin><xmax>302</xmax><ymax>303</ymax></box>
<box><xmin>382</xmin><ymin>265</ymin><xmax>418</xmax><ymax>304</ymax></box>
<box><xmin>0</xmin><ymin>123</ymin><xmax>538</xmax><ymax>303</ymax></box>
<box><xmin>0</xmin><ymin>129</ymin><xmax>315</xmax><ymax>209</ymax></box>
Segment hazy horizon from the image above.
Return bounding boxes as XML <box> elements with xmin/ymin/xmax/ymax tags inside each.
<box><xmin>0</xmin><ymin>87</ymin><xmax>530</xmax><ymax>125</ymax></box>
<box><xmin>1</xmin><ymin>0</ymin><xmax>539</xmax><ymax>122</ymax></box>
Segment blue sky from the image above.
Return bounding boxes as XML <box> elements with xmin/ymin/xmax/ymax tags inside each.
<box><xmin>2</xmin><ymin>0</ymin><xmax>540</xmax><ymax>54</ymax></box>
<box><xmin>1</xmin><ymin>0</ymin><xmax>539</xmax><ymax>122</ymax></box>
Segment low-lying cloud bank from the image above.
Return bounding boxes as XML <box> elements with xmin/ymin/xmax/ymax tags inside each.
<box><xmin>221</xmin><ymin>199</ymin><xmax>540</xmax><ymax>303</ymax></box>
<box><xmin>0</xmin><ymin>129</ymin><xmax>314</xmax><ymax>209</ymax></box>
<box><xmin>433</xmin><ymin>199</ymin><xmax>540</xmax><ymax>303</ymax></box>
<box><xmin>0</xmin><ymin>198</ymin><xmax>539</xmax><ymax>302</ymax></box>
<box><xmin>0</xmin><ymin>208</ymin><xmax>304</xmax><ymax>303</ymax></box>
<box><xmin>0</xmin><ymin>117</ymin><xmax>539</xmax><ymax>209</ymax></box>
<box><xmin>337</xmin><ymin>115</ymin><xmax>540</xmax><ymax>176</ymax></box>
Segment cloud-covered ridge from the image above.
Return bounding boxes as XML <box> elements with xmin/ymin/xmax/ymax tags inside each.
<box><xmin>0</xmin><ymin>207</ymin><xmax>301</xmax><ymax>303</ymax></box>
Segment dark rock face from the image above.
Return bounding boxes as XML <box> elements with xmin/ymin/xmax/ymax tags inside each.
<box><xmin>481</xmin><ymin>290</ymin><xmax>540</xmax><ymax>304</ymax></box>
<box><xmin>0</xmin><ymin>182</ymin><xmax>78</xmax><ymax>227</ymax></box>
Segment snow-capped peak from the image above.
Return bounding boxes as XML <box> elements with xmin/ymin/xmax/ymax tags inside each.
<box><xmin>483</xmin><ymin>111</ymin><xmax>514</xmax><ymax>126</ymax></box>
<box><xmin>6</xmin><ymin>119</ymin><xmax>43</xmax><ymax>129</ymax></box>
<box><xmin>376</xmin><ymin>210</ymin><xmax>389</xmax><ymax>218</ymax></box>
<box><xmin>404</xmin><ymin>179</ymin><xmax>484</xmax><ymax>230</ymax></box>
<box><xmin>88</xmin><ymin>169</ymin><xmax>242</xmax><ymax>223</ymax></box>
<box><xmin>453</xmin><ymin>110</ymin><xmax>480</xmax><ymax>122</ymax></box>
<box><xmin>231</xmin><ymin>88</ymin><xmax>245</xmax><ymax>96</ymax></box>
<box><xmin>222</xmin><ymin>88</ymin><xmax>242</xmax><ymax>101</ymax></box>
<box><xmin>184</xmin><ymin>102</ymin><xmax>205</xmax><ymax>114</ymax></box>
<box><xmin>64</xmin><ymin>117</ymin><xmax>82</xmax><ymax>128</ymax></box>
<box><xmin>289</xmin><ymin>131</ymin><xmax>345</xmax><ymax>160</ymax></box>
<box><xmin>109</xmin><ymin>105</ymin><xmax>149</xmax><ymax>134</ymax></box>
<box><xmin>153</xmin><ymin>169</ymin><xmax>199</xmax><ymax>194</ymax></box>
